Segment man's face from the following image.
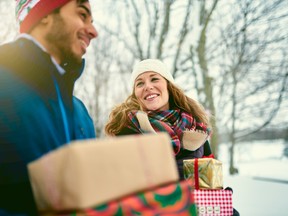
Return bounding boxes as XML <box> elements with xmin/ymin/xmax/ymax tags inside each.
<box><xmin>45</xmin><ymin>0</ymin><xmax>98</xmax><ymax>65</ymax></box>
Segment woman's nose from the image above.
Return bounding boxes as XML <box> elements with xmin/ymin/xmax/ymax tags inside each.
<box><xmin>145</xmin><ymin>83</ymin><xmax>153</xmax><ymax>91</ymax></box>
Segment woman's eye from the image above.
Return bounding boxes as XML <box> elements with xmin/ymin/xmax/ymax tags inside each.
<box><xmin>151</xmin><ymin>78</ymin><xmax>159</xmax><ymax>82</ymax></box>
<box><xmin>136</xmin><ymin>82</ymin><xmax>143</xmax><ymax>87</ymax></box>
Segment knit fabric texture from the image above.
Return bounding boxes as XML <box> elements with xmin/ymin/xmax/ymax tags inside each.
<box><xmin>15</xmin><ymin>0</ymin><xmax>71</xmax><ymax>33</ymax></box>
<box><xmin>127</xmin><ymin>109</ymin><xmax>210</xmax><ymax>155</ymax></box>
<box><xmin>131</xmin><ymin>59</ymin><xmax>175</xmax><ymax>86</ymax></box>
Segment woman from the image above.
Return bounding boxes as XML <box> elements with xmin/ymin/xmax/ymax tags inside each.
<box><xmin>105</xmin><ymin>59</ymin><xmax>213</xmax><ymax>180</ymax></box>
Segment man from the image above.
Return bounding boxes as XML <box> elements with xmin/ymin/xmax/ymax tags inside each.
<box><xmin>0</xmin><ymin>0</ymin><xmax>98</xmax><ymax>215</ymax></box>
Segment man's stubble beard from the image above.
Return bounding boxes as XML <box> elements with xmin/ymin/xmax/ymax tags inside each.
<box><xmin>45</xmin><ymin>13</ymin><xmax>82</xmax><ymax>68</ymax></box>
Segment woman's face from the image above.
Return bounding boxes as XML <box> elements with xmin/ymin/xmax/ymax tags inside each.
<box><xmin>134</xmin><ymin>72</ymin><xmax>169</xmax><ymax>111</ymax></box>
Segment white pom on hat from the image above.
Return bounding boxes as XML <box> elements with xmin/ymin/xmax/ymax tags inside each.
<box><xmin>15</xmin><ymin>0</ymin><xmax>71</xmax><ymax>33</ymax></box>
<box><xmin>131</xmin><ymin>59</ymin><xmax>175</xmax><ymax>86</ymax></box>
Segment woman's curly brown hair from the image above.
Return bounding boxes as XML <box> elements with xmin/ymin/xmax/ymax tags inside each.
<box><xmin>105</xmin><ymin>81</ymin><xmax>211</xmax><ymax>136</ymax></box>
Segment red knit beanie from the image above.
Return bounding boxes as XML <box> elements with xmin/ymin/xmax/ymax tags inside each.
<box><xmin>15</xmin><ymin>0</ymin><xmax>71</xmax><ymax>33</ymax></box>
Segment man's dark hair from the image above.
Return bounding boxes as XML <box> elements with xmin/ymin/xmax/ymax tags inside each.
<box><xmin>77</xmin><ymin>0</ymin><xmax>89</xmax><ymax>3</ymax></box>
<box><xmin>53</xmin><ymin>0</ymin><xmax>89</xmax><ymax>14</ymax></box>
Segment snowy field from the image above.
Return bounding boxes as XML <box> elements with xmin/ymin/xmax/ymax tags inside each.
<box><xmin>218</xmin><ymin>139</ymin><xmax>288</xmax><ymax>216</ymax></box>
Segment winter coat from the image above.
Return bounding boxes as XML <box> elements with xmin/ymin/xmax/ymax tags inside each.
<box><xmin>0</xmin><ymin>37</ymin><xmax>96</xmax><ymax>215</ymax></box>
<box><xmin>117</xmin><ymin>110</ymin><xmax>212</xmax><ymax>180</ymax></box>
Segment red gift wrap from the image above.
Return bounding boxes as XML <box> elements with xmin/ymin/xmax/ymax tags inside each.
<box><xmin>193</xmin><ymin>189</ymin><xmax>233</xmax><ymax>216</ymax></box>
<box><xmin>42</xmin><ymin>181</ymin><xmax>197</xmax><ymax>216</ymax></box>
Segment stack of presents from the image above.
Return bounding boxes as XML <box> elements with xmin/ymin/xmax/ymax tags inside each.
<box><xmin>28</xmin><ymin>133</ymin><xmax>234</xmax><ymax>215</ymax></box>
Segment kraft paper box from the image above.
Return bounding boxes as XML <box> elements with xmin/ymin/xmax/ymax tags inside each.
<box><xmin>28</xmin><ymin>133</ymin><xmax>179</xmax><ymax>212</ymax></box>
<box><xmin>193</xmin><ymin>189</ymin><xmax>233</xmax><ymax>216</ymax></box>
<box><xmin>41</xmin><ymin>180</ymin><xmax>197</xmax><ymax>216</ymax></box>
<box><xmin>183</xmin><ymin>158</ymin><xmax>223</xmax><ymax>189</ymax></box>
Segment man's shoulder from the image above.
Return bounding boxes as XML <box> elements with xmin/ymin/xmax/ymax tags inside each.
<box><xmin>0</xmin><ymin>63</ymin><xmax>43</xmax><ymax>115</ymax></box>
<box><xmin>0</xmin><ymin>39</ymin><xmax>27</xmax><ymax>72</ymax></box>
<box><xmin>0</xmin><ymin>40</ymin><xmax>17</xmax><ymax>61</ymax></box>
<box><xmin>0</xmin><ymin>65</ymin><xmax>27</xmax><ymax>92</ymax></box>
<box><xmin>0</xmin><ymin>37</ymin><xmax>43</xmax><ymax>64</ymax></box>
<box><xmin>0</xmin><ymin>38</ymin><xmax>26</xmax><ymax>55</ymax></box>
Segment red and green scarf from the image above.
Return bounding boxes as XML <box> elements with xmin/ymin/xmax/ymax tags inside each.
<box><xmin>127</xmin><ymin>109</ymin><xmax>211</xmax><ymax>155</ymax></box>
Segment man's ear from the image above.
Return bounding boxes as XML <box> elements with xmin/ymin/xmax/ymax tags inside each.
<box><xmin>40</xmin><ymin>15</ymin><xmax>52</xmax><ymax>25</ymax></box>
<box><xmin>29</xmin><ymin>14</ymin><xmax>53</xmax><ymax>35</ymax></box>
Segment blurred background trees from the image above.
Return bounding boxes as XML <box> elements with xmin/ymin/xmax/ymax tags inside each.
<box><xmin>1</xmin><ymin>0</ymin><xmax>287</xmax><ymax>175</ymax></box>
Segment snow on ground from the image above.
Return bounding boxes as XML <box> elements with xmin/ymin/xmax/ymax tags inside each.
<box><xmin>218</xmin><ymin>139</ymin><xmax>288</xmax><ymax>216</ymax></box>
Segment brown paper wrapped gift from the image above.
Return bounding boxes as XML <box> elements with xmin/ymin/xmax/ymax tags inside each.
<box><xmin>28</xmin><ymin>133</ymin><xmax>179</xmax><ymax>212</ymax></box>
<box><xmin>183</xmin><ymin>158</ymin><xmax>223</xmax><ymax>189</ymax></box>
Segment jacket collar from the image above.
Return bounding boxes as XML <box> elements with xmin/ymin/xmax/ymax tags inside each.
<box><xmin>17</xmin><ymin>34</ymin><xmax>66</xmax><ymax>75</ymax></box>
<box><xmin>0</xmin><ymin>37</ymin><xmax>85</xmax><ymax>100</ymax></box>
<box><xmin>16</xmin><ymin>33</ymin><xmax>85</xmax><ymax>78</ymax></box>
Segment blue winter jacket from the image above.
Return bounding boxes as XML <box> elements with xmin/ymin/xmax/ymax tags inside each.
<box><xmin>0</xmin><ymin>37</ymin><xmax>96</xmax><ymax>215</ymax></box>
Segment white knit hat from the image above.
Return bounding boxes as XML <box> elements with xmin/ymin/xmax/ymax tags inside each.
<box><xmin>131</xmin><ymin>59</ymin><xmax>175</xmax><ymax>86</ymax></box>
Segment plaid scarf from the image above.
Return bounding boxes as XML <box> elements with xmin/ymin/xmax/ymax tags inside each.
<box><xmin>127</xmin><ymin>109</ymin><xmax>210</xmax><ymax>155</ymax></box>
